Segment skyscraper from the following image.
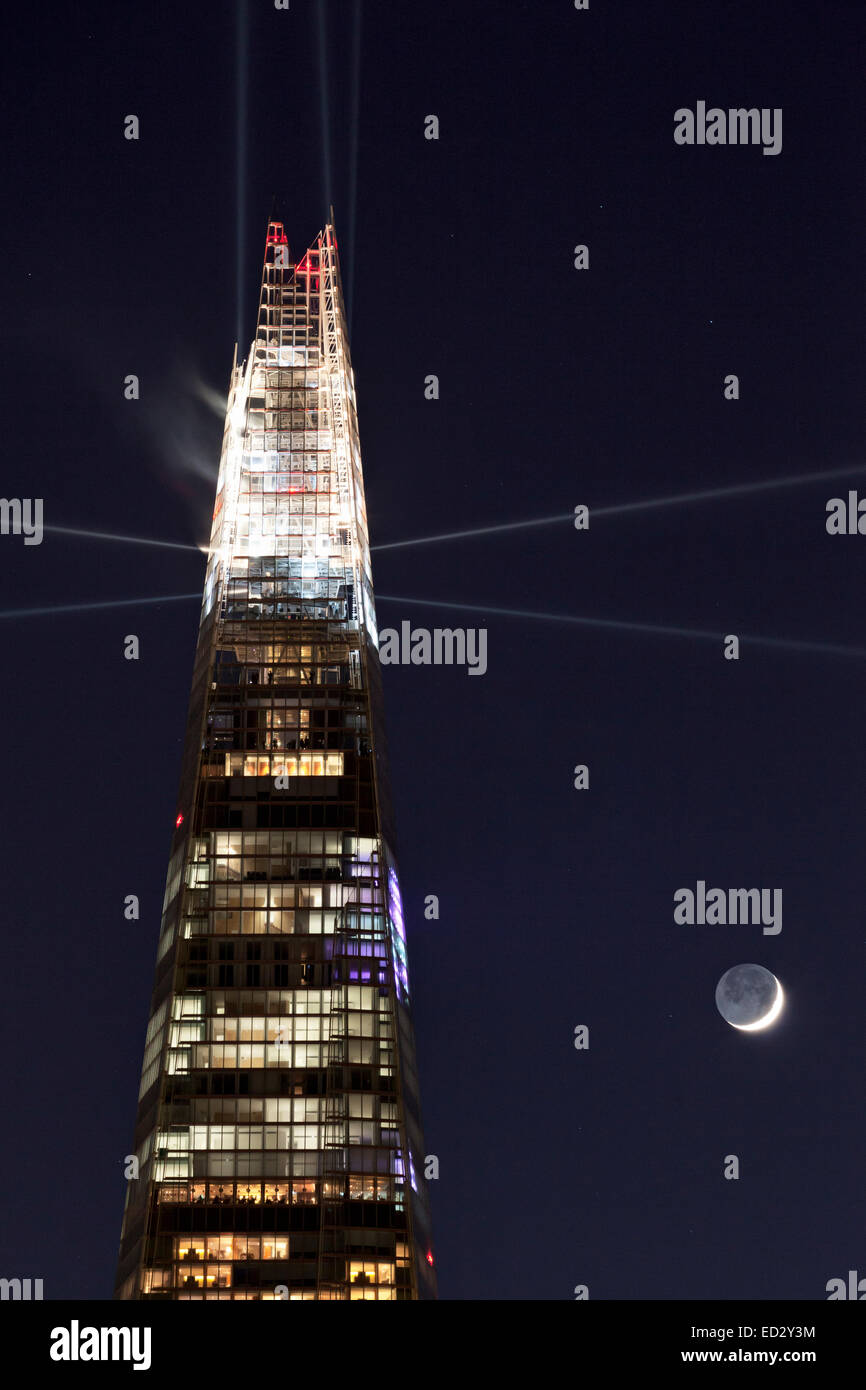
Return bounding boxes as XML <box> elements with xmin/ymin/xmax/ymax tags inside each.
<box><xmin>115</xmin><ymin>219</ymin><xmax>436</xmax><ymax>1301</ymax></box>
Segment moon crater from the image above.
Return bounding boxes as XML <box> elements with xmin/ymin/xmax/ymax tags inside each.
<box><xmin>715</xmin><ymin>963</ymin><xmax>783</xmax><ymax>1031</ymax></box>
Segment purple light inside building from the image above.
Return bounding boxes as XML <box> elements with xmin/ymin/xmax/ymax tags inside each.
<box><xmin>387</xmin><ymin>867</ymin><xmax>410</xmax><ymax>1002</ymax></box>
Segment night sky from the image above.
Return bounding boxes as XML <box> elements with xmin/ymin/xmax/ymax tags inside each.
<box><xmin>1</xmin><ymin>1</ymin><xmax>864</xmax><ymax>1302</ymax></box>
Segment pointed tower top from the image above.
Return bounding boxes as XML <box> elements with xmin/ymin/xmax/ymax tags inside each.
<box><xmin>266</xmin><ymin>220</ymin><xmax>288</xmax><ymax>246</ymax></box>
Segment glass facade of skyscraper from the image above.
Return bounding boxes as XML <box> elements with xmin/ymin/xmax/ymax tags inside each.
<box><xmin>114</xmin><ymin>221</ymin><xmax>436</xmax><ymax>1301</ymax></box>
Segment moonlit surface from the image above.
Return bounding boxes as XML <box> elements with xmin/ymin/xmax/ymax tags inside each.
<box><xmin>715</xmin><ymin>964</ymin><xmax>784</xmax><ymax>1031</ymax></box>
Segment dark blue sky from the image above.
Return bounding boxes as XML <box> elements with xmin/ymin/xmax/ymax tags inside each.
<box><xmin>1</xmin><ymin>0</ymin><xmax>864</xmax><ymax>1301</ymax></box>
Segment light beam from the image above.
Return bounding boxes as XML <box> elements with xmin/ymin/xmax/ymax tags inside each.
<box><xmin>0</xmin><ymin>593</ymin><xmax>202</xmax><ymax>621</ymax></box>
<box><xmin>43</xmin><ymin>524</ymin><xmax>206</xmax><ymax>554</ymax></box>
<box><xmin>376</xmin><ymin>594</ymin><xmax>866</xmax><ymax>660</ymax></box>
<box><xmin>236</xmin><ymin>0</ymin><xmax>248</xmax><ymax>345</ymax></box>
<box><xmin>345</xmin><ymin>0</ymin><xmax>362</xmax><ymax>332</ymax></box>
<box><xmin>317</xmin><ymin>0</ymin><xmax>333</xmax><ymax>212</ymax></box>
<box><xmin>46</xmin><ymin>465</ymin><xmax>864</xmax><ymax>562</ymax></box>
<box><xmin>371</xmin><ymin>463</ymin><xmax>866</xmax><ymax>553</ymax></box>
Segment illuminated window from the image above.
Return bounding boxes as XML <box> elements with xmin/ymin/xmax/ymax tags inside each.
<box><xmin>157</xmin><ymin>1184</ymin><xmax>190</xmax><ymax>1204</ymax></box>
<box><xmin>246</xmin><ymin>752</ymin><xmax>344</xmax><ymax>777</ymax></box>
<box><xmin>175</xmin><ymin>1240</ymin><xmax>206</xmax><ymax>1262</ymax></box>
<box><xmin>349</xmin><ymin>1261</ymin><xmax>395</xmax><ymax>1286</ymax></box>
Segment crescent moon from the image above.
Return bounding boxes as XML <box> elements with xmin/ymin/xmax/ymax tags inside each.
<box><xmin>730</xmin><ymin>977</ymin><xmax>784</xmax><ymax>1031</ymax></box>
